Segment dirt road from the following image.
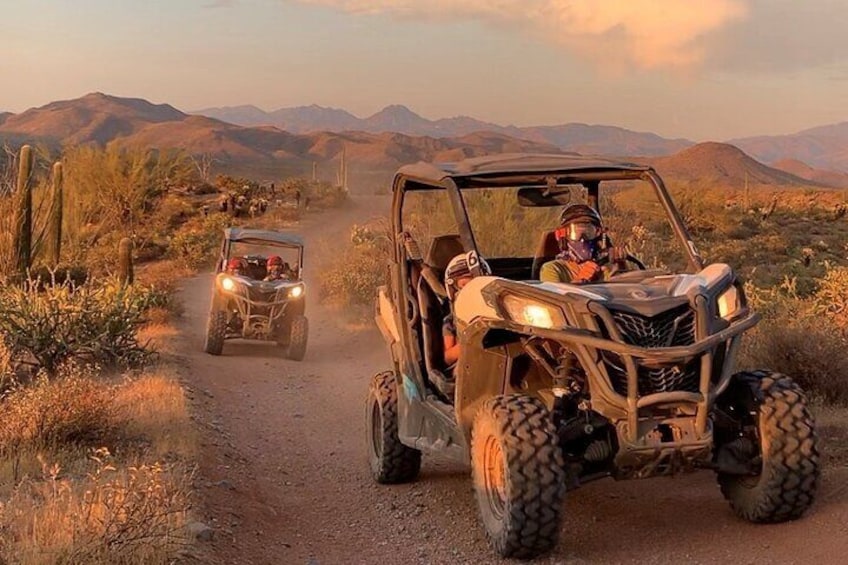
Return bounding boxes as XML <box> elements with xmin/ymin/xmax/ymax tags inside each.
<box><xmin>176</xmin><ymin>197</ymin><xmax>848</xmax><ymax>565</ymax></box>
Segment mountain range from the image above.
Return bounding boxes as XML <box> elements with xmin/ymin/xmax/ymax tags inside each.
<box><xmin>196</xmin><ymin>102</ymin><xmax>848</xmax><ymax>176</ymax></box>
<box><xmin>194</xmin><ymin>103</ymin><xmax>693</xmax><ymax>158</ymax></box>
<box><xmin>1</xmin><ymin>92</ymin><xmax>846</xmax><ymax>189</ymax></box>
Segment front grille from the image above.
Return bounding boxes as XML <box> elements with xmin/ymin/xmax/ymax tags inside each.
<box><xmin>603</xmin><ymin>354</ymin><xmax>701</xmax><ymax>396</ymax></box>
<box><xmin>602</xmin><ymin>305</ymin><xmax>699</xmax><ymax>396</ymax></box>
<box><xmin>610</xmin><ymin>305</ymin><xmax>696</xmax><ymax>348</ymax></box>
<box><xmin>247</xmin><ymin>287</ymin><xmax>278</xmax><ymax>301</ymax></box>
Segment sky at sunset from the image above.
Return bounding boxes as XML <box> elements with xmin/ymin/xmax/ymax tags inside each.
<box><xmin>2</xmin><ymin>0</ymin><xmax>847</xmax><ymax>140</ymax></box>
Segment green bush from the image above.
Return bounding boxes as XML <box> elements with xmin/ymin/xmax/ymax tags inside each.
<box><xmin>319</xmin><ymin>222</ymin><xmax>389</xmax><ymax>306</ymax></box>
<box><xmin>0</xmin><ymin>277</ymin><xmax>154</xmax><ymax>373</ymax></box>
<box><xmin>741</xmin><ymin>271</ymin><xmax>848</xmax><ymax>405</ymax></box>
<box><xmin>167</xmin><ymin>213</ymin><xmax>230</xmax><ymax>270</ymax></box>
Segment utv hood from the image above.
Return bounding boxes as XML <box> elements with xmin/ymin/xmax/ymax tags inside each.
<box><xmin>453</xmin><ymin>264</ymin><xmax>737</xmax><ymax>327</ymax></box>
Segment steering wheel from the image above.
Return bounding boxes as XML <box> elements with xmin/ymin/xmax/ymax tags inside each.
<box><xmin>596</xmin><ymin>249</ymin><xmax>646</xmax><ymax>276</ymax></box>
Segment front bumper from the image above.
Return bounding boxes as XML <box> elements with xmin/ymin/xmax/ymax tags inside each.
<box><xmin>471</xmin><ymin>302</ymin><xmax>759</xmax><ymax>477</ymax></box>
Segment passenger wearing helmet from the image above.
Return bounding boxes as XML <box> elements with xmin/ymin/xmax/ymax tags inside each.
<box><xmin>442</xmin><ymin>251</ymin><xmax>490</xmax><ymax>366</ymax></box>
<box><xmin>226</xmin><ymin>257</ymin><xmax>248</xmax><ymax>277</ymax></box>
<box><xmin>264</xmin><ymin>255</ymin><xmax>290</xmax><ymax>281</ymax></box>
<box><xmin>540</xmin><ymin>204</ymin><xmax>625</xmax><ymax>284</ymax></box>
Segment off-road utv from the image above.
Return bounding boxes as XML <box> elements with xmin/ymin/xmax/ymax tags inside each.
<box><xmin>204</xmin><ymin>227</ymin><xmax>308</xmax><ymax>360</ymax></box>
<box><xmin>366</xmin><ymin>154</ymin><xmax>819</xmax><ymax>559</ymax></box>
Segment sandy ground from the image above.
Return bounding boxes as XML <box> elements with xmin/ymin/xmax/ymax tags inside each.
<box><xmin>174</xmin><ymin>197</ymin><xmax>848</xmax><ymax>565</ymax></box>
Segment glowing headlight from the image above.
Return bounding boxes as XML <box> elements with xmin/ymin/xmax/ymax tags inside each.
<box><xmin>290</xmin><ymin>285</ymin><xmax>304</xmax><ymax>298</ymax></box>
<box><xmin>221</xmin><ymin>277</ymin><xmax>236</xmax><ymax>291</ymax></box>
<box><xmin>717</xmin><ymin>286</ymin><xmax>741</xmax><ymax>319</ymax></box>
<box><xmin>502</xmin><ymin>295</ymin><xmax>565</xmax><ymax>329</ymax></box>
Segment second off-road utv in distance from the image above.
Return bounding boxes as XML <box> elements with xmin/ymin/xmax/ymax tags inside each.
<box><xmin>204</xmin><ymin>228</ymin><xmax>308</xmax><ymax>360</ymax></box>
<box><xmin>366</xmin><ymin>154</ymin><xmax>820</xmax><ymax>559</ymax></box>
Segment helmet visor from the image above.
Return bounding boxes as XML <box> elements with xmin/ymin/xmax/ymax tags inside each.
<box><xmin>556</xmin><ymin>221</ymin><xmax>599</xmax><ymax>242</ymax></box>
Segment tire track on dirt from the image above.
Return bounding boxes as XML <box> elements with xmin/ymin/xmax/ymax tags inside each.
<box><xmin>176</xmin><ymin>196</ymin><xmax>848</xmax><ymax>565</ymax></box>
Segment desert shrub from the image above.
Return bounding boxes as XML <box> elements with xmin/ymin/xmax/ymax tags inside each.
<box><xmin>741</xmin><ymin>314</ymin><xmax>848</xmax><ymax>405</ymax></box>
<box><xmin>0</xmin><ymin>333</ymin><xmax>14</xmax><ymax>391</ymax></box>
<box><xmin>215</xmin><ymin>173</ymin><xmax>258</xmax><ymax>196</ymax></box>
<box><xmin>278</xmin><ymin>177</ymin><xmax>348</xmax><ymax>209</ymax></box>
<box><xmin>0</xmin><ymin>277</ymin><xmax>154</xmax><ymax>373</ymax></box>
<box><xmin>57</xmin><ymin>145</ymin><xmax>205</xmax><ymax>274</ymax></box>
<box><xmin>740</xmin><ymin>272</ymin><xmax>848</xmax><ymax>405</ymax></box>
<box><xmin>319</xmin><ymin>220</ymin><xmax>390</xmax><ymax>306</ymax></box>
<box><xmin>167</xmin><ymin>212</ymin><xmax>230</xmax><ymax>270</ymax></box>
<box><xmin>0</xmin><ymin>364</ymin><xmax>116</xmax><ymax>458</ymax></box>
<box><xmin>0</xmin><ymin>449</ymin><xmax>191</xmax><ymax>564</ymax></box>
<box><xmin>809</xmin><ymin>265</ymin><xmax>848</xmax><ymax>323</ymax></box>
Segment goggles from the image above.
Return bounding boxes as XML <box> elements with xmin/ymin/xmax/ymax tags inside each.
<box><xmin>555</xmin><ymin>221</ymin><xmax>599</xmax><ymax>242</ymax></box>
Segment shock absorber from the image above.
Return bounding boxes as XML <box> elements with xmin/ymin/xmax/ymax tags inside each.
<box><xmin>584</xmin><ymin>440</ymin><xmax>612</xmax><ymax>463</ymax></box>
<box><xmin>551</xmin><ymin>351</ymin><xmax>572</xmax><ymax>429</ymax></box>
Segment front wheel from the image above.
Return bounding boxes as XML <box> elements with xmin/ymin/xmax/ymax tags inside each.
<box><xmin>204</xmin><ymin>309</ymin><xmax>227</xmax><ymax>355</ymax></box>
<box><xmin>287</xmin><ymin>315</ymin><xmax>308</xmax><ymax>361</ymax></box>
<box><xmin>714</xmin><ymin>370</ymin><xmax>820</xmax><ymax>523</ymax></box>
<box><xmin>471</xmin><ymin>395</ymin><xmax>566</xmax><ymax>559</ymax></box>
<box><xmin>365</xmin><ymin>371</ymin><xmax>421</xmax><ymax>484</ymax></box>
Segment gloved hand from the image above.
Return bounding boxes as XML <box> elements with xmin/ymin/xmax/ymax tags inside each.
<box><xmin>575</xmin><ymin>261</ymin><xmax>601</xmax><ymax>283</ymax></box>
<box><xmin>607</xmin><ymin>245</ymin><xmax>629</xmax><ymax>264</ymax></box>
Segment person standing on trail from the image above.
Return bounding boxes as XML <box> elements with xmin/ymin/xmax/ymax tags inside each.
<box><xmin>540</xmin><ymin>204</ymin><xmax>627</xmax><ymax>284</ymax></box>
<box><xmin>442</xmin><ymin>251</ymin><xmax>491</xmax><ymax>367</ymax></box>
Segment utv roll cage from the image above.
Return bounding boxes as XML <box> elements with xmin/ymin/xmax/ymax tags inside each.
<box><xmin>216</xmin><ymin>227</ymin><xmax>304</xmax><ymax>279</ymax></box>
<box><xmin>391</xmin><ymin>154</ymin><xmax>703</xmax><ymax>272</ymax></box>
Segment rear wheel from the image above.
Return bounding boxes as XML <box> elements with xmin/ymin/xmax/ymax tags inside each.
<box><xmin>365</xmin><ymin>371</ymin><xmax>421</xmax><ymax>484</ymax></box>
<box><xmin>471</xmin><ymin>395</ymin><xmax>566</xmax><ymax>559</ymax></box>
<box><xmin>714</xmin><ymin>370</ymin><xmax>820</xmax><ymax>523</ymax></box>
<box><xmin>204</xmin><ymin>308</ymin><xmax>227</xmax><ymax>355</ymax></box>
<box><xmin>287</xmin><ymin>315</ymin><xmax>308</xmax><ymax>361</ymax></box>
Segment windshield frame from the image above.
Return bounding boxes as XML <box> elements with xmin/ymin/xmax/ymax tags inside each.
<box><xmin>394</xmin><ymin>167</ymin><xmax>703</xmax><ymax>273</ymax></box>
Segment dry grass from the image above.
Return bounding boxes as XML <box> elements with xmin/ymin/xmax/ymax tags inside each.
<box><xmin>0</xmin><ymin>449</ymin><xmax>192</xmax><ymax>565</ymax></box>
<box><xmin>0</xmin><ymin>365</ymin><xmax>117</xmax><ymax>463</ymax></box>
<box><xmin>0</xmin><ymin>338</ymin><xmax>196</xmax><ymax>563</ymax></box>
<box><xmin>112</xmin><ymin>370</ymin><xmax>197</xmax><ymax>461</ymax></box>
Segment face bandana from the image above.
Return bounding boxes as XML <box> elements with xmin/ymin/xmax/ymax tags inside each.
<box><xmin>563</xmin><ymin>239</ymin><xmax>598</xmax><ymax>263</ymax></box>
<box><xmin>556</xmin><ymin>222</ymin><xmax>601</xmax><ymax>263</ymax></box>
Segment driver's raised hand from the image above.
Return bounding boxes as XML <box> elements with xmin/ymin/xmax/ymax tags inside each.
<box><xmin>575</xmin><ymin>261</ymin><xmax>601</xmax><ymax>283</ymax></box>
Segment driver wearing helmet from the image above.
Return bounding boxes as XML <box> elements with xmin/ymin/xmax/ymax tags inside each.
<box><xmin>442</xmin><ymin>251</ymin><xmax>491</xmax><ymax>367</ymax></box>
<box><xmin>540</xmin><ymin>204</ymin><xmax>626</xmax><ymax>284</ymax></box>
<box><xmin>264</xmin><ymin>255</ymin><xmax>290</xmax><ymax>281</ymax></box>
<box><xmin>226</xmin><ymin>257</ymin><xmax>248</xmax><ymax>277</ymax></box>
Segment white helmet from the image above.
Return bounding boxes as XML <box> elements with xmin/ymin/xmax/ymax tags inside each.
<box><xmin>445</xmin><ymin>250</ymin><xmax>490</xmax><ymax>301</ymax></box>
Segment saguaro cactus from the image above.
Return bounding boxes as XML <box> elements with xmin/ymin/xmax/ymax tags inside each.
<box><xmin>48</xmin><ymin>161</ymin><xmax>64</xmax><ymax>267</ymax></box>
<box><xmin>13</xmin><ymin>145</ymin><xmax>34</xmax><ymax>275</ymax></box>
<box><xmin>118</xmin><ymin>237</ymin><xmax>134</xmax><ymax>286</ymax></box>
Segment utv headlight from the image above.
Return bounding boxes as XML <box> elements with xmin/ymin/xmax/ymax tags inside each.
<box><xmin>717</xmin><ymin>286</ymin><xmax>741</xmax><ymax>320</ymax></box>
<box><xmin>502</xmin><ymin>295</ymin><xmax>565</xmax><ymax>329</ymax></box>
<box><xmin>221</xmin><ymin>277</ymin><xmax>236</xmax><ymax>292</ymax></box>
<box><xmin>289</xmin><ymin>285</ymin><xmax>304</xmax><ymax>298</ymax></box>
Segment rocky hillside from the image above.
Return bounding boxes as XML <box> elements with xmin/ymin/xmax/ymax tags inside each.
<box><xmin>648</xmin><ymin>142</ymin><xmax>819</xmax><ymax>187</ymax></box>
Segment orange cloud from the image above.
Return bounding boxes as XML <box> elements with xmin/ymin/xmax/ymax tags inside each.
<box><xmin>296</xmin><ymin>0</ymin><xmax>749</xmax><ymax>69</ymax></box>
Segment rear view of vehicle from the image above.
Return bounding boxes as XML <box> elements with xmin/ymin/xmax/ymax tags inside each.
<box><xmin>204</xmin><ymin>228</ymin><xmax>309</xmax><ymax>360</ymax></box>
